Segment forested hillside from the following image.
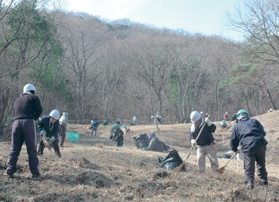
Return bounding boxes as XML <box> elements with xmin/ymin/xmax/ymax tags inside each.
<box><xmin>1</xmin><ymin>0</ymin><xmax>279</xmax><ymax>137</ymax></box>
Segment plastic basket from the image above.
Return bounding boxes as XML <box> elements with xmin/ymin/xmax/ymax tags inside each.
<box><xmin>67</xmin><ymin>132</ymin><xmax>79</xmax><ymax>143</ymax></box>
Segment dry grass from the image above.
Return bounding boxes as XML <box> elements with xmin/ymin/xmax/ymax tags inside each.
<box><xmin>1</xmin><ymin>111</ymin><xmax>279</xmax><ymax>201</ymax></box>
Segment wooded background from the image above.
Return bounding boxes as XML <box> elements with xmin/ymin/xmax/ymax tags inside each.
<box><xmin>1</xmin><ymin>0</ymin><xmax>278</xmax><ymax>135</ymax></box>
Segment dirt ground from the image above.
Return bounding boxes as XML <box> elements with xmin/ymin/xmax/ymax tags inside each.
<box><xmin>0</xmin><ymin>111</ymin><xmax>278</xmax><ymax>201</ymax></box>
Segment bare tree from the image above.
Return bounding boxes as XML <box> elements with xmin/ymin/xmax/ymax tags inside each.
<box><xmin>227</xmin><ymin>0</ymin><xmax>279</xmax><ymax>110</ymax></box>
<box><xmin>58</xmin><ymin>14</ymin><xmax>106</xmax><ymax>123</ymax></box>
<box><xmin>0</xmin><ymin>0</ymin><xmax>62</xmax><ymax>133</ymax></box>
<box><xmin>127</xmin><ymin>33</ymin><xmax>176</xmax><ymax>117</ymax></box>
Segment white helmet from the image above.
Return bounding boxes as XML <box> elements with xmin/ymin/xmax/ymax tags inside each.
<box><xmin>49</xmin><ymin>109</ymin><xmax>60</xmax><ymax>120</ymax></box>
<box><xmin>190</xmin><ymin>111</ymin><xmax>201</xmax><ymax>123</ymax></box>
<box><xmin>23</xmin><ymin>84</ymin><xmax>36</xmax><ymax>93</ymax></box>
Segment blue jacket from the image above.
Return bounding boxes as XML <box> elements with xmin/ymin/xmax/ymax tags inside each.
<box><xmin>89</xmin><ymin>121</ymin><xmax>99</xmax><ymax>129</ymax></box>
<box><xmin>230</xmin><ymin>116</ymin><xmax>267</xmax><ymax>153</ymax></box>
<box><xmin>189</xmin><ymin>119</ymin><xmax>216</xmax><ymax>146</ymax></box>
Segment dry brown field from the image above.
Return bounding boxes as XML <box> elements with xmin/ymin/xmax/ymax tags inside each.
<box><xmin>0</xmin><ymin>111</ymin><xmax>279</xmax><ymax>201</ymax></box>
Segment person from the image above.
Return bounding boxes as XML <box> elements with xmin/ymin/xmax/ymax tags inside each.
<box><xmin>230</xmin><ymin>109</ymin><xmax>268</xmax><ymax>190</ymax></box>
<box><xmin>189</xmin><ymin>111</ymin><xmax>219</xmax><ymax>173</ymax></box>
<box><xmin>146</xmin><ymin>131</ymin><xmax>170</xmax><ymax>152</ymax></box>
<box><xmin>103</xmin><ymin>120</ymin><xmax>108</xmax><ymax>126</ymax></box>
<box><xmin>200</xmin><ymin>111</ymin><xmax>203</xmax><ymax>117</ymax></box>
<box><xmin>37</xmin><ymin>110</ymin><xmax>62</xmax><ymax>157</ymax></box>
<box><xmin>123</xmin><ymin>124</ymin><xmax>130</xmax><ymax>134</ymax></box>
<box><xmin>220</xmin><ymin>120</ymin><xmax>227</xmax><ymax>128</ymax></box>
<box><xmin>131</xmin><ymin>116</ymin><xmax>137</xmax><ymax>125</ymax></box>
<box><xmin>59</xmin><ymin>112</ymin><xmax>69</xmax><ymax>147</ymax></box>
<box><xmin>89</xmin><ymin>120</ymin><xmax>99</xmax><ymax>136</ymax></box>
<box><xmin>5</xmin><ymin>84</ymin><xmax>43</xmax><ymax>178</ymax></box>
<box><xmin>223</xmin><ymin>112</ymin><xmax>228</xmax><ymax>121</ymax></box>
<box><xmin>151</xmin><ymin>111</ymin><xmax>162</xmax><ymax>131</ymax></box>
<box><xmin>109</xmin><ymin>120</ymin><xmax>124</xmax><ymax>146</ymax></box>
<box><xmin>231</xmin><ymin>113</ymin><xmax>237</xmax><ymax>121</ymax></box>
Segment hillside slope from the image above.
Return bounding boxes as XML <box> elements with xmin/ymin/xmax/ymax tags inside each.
<box><xmin>0</xmin><ymin>111</ymin><xmax>278</xmax><ymax>201</ymax></box>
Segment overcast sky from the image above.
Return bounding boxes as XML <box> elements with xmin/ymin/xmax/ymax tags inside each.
<box><xmin>64</xmin><ymin>0</ymin><xmax>243</xmax><ymax>41</ymax></box>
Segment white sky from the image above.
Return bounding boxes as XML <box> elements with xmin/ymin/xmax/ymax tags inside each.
<box><xmin>64</xmin><ymin>0</ymin><xmax>243</xmax><ymax>41</ymax></box>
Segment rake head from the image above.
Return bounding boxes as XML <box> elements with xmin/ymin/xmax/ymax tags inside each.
<box><xmin>42</xmin><ymin>135</ymin><xmax>51</xmax><ymax>150</ymax></box>
<box><xmin>216</xmin><ymin>166</ymin><xmax>225</xmax><ymax>174</ymax></box>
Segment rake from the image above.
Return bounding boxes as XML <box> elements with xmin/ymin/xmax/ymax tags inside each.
<box><xmin>42</xmin><ymin>134</ymin><xmax>52</xmax><ymax>151</ymax></box>
<box><xmin>217</xmin><ymin>148</ymin><xmax>241</xmax><ymax>173</ymax></box>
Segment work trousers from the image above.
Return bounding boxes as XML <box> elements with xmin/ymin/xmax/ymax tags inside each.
<box><xmin>59</xmin><ymin>124</ymin><xmax>66</xmax><ymax>146</ymax></box>
<box><xmin>38</xmin><ymin>138</ymin><xmax>61</xmax><ymax>157</ymax></box>
<box><xmin>196</xmin><ymin>144</ymin><xmax>219</xmax><ymax>172</ymax></box>
<box><xmin>6</xmin><ymin>119</ymin><xmax>40</xmax><ymax>176</ymax></box>
<box><xmin>243</xmin><ymin>145</ymin><xmax>268</xmax><ymax>183</ymax></box>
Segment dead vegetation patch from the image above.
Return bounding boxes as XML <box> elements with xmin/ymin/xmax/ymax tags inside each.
<box><xmin>0</xmin><ymin>111</ymin><xmax>279</xmax><ymax>201</ymax></box>
<box><xmin>77</xmin><ymin>157</ymin><xmax>101</xmax><ymax>170</ymax></box>
<box><xmin>76</xmin><ymin>171</ymin><xmax>114</xmax><ymax>187</ymax></box>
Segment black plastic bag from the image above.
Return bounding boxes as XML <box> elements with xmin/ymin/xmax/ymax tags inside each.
<box><xmin>133</xmin><ymin>134</ymin><xmax>149</xmax><ymax>150</ymax></box>
<box><xmin>158</xmin><ymin>149</ymin><xmax>183</xmax><ymax>170</ymax></box>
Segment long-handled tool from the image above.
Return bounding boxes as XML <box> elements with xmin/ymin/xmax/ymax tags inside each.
<box><xmin>174</xmin><ymin>116</ymin><xmax>208</xmax><ymax>174</ymax></box>
<box><xmin>42</xmin><ymin>134</ymin><xmax>52</xmax><ymax>151</ymax></box>
<box><xmin>217</xmin><ymin>147</ymin><xmax>241</xmax><ymax>173</ymax></box>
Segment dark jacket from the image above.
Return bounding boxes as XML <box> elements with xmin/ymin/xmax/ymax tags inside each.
<box><xmin>113</xmin><ymin>127</ymin><xmax>124</xmax><ymax>138</ymax></box>
<box><xmin>38</xmin><ymin>116</ymin><xmax>60</xmax><ymax>139</ymax></box>
<box><xmin>13</xmin><ymin>93</ymin><xmax>43</xmax><ymax>121</ymax></box>
<box><xmin>230</xmin><ymin>116</ymin><xmax>267</xmax><ymax>153</ymax></box>
<box><xmin>189</xmin><ymin>119</ymin><xmax>216</xmax><ymax>146</ymax></box>
<box><xmin>89</xmin><ymin>121</ymin><xmax>99</xmax><ymax>129</ymax></box>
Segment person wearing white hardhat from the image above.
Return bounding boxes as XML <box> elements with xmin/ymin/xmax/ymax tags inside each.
<box><xmin>59</xmin><ymin>112</ymin><xmax>69</xmax><ymax>147</ymax></box>
<box><xmin>37</xmin><ymin>109</ymin><xmax>61</xmax><ymax>157</ymax></box>
<box><xmin>189</xmin><ymin>111</ymin><xmax>219</xmax><ymax>173</ymax></box>
<box><xmin>5</xmin><ymin>84</ymin><xmax>43</xmax><ymax>178</ymax></box>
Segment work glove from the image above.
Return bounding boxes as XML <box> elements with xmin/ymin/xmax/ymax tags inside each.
<box><xmin>50</xmin><ymin>136</ymin><xmax>55</xmax><ymax>142</ymax></box>
<box><xmin>205</xmin><ymin>117</ymin><xmax>213</xmax><ymax>126</ymax></box>
<box><xmin>191</xmin><ymin>139</ymin><xmax>196</xmax><ymax>146</ymax></box>
<box><xmin>39</xmin><ymin>130</ymin><xmax>46</xmax><ymax>135</ymax></box>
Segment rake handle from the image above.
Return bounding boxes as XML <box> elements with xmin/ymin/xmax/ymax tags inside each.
<box><xmin>223</xmin><ymin>151</ymin><xmax>237</xmax><ymax>167</ymax></box>
<box><xmin>221</xmin><ymin>146</ymin><xmax>242</xmax><ymax>167</ymax></box>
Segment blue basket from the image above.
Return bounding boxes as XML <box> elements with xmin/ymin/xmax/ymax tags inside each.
<box><xmin>67</xmin><ymin>132</ymin><xmax>79</xmax><ymax>143</ymax></box>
